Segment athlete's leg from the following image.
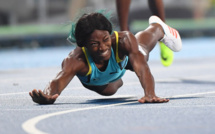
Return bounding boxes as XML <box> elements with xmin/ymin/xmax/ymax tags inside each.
<box><xmin>148</xmin><ymin>0</ymin><xmax>165</xmax><ymax>21</ymax></box>
<box><xmin>135</xmin><ymin>23</ymin><xmax>164</xmax><ymax>61</ymax></box>
<box><xmin>149</xmin><ymin>16</ymin><xmax>182</xmax><ymax>52</ymax></box>
<box><xmin>148</xmin><ymin>0</ymin><xmax>174</xmax><ymax>67</ymax></box>
<box><xmin>116</xmin><ymin>0</ymin><xmax>131</xmax><ymax>31</ymax></box>
<box><xmin>82</xmin><ymin>79</ymin><xmax>123</xmax><ymax>96</ymax></box>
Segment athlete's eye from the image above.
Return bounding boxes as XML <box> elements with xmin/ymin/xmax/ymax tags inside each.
<box><xmin>91</xmin><ymin>43</ymin><xmax>98</xmax><ymax>47</ymax></box>
<box><xmin>104</xmin><ymin>37</ymin><xmax>109</xmax><ymax>42</ymax></box>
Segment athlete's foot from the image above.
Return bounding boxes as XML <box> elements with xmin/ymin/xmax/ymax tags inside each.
<box><xmin>149</xmin><ymin>16</ymin><xmax>182</xmax><ymax>52</ymax></box>
<box><xmin>160</xmin><ymin>41</ymin><xmax>174</xmax><ymax>67</ymax></box>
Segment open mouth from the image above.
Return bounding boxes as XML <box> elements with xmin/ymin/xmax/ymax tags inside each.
<box><xmin>99</xmin><ymin>49</ymin><xmax>109</xmax><ymax>57</ymax></box>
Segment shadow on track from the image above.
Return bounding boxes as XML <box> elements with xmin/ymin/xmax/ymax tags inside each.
<box><xmin>83</xmin><ymin>97</ymin><xmax>139</xmax><ymax>105</ymax></box>
<box><xmin>158</xmin><ymin>79</ymin><xmax>215</xmax><ymax>85</ymax></box>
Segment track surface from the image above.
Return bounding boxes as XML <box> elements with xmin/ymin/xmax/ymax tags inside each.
<box><xmin>1</xmin><ymin>38</ymin><xmax>215</xmax><ymax>134</ymax></box>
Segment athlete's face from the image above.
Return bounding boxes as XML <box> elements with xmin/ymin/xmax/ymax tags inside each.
<box><xmin>86</xmin><ymin>30</ymin><xmax>112</xmax><ymax>62</ymax></box>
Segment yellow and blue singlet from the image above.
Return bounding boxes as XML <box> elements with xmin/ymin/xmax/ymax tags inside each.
<box><xmin>76</xmin><ymin>31</ymin><xmax>128</xmax><ymax>86</ymax></box>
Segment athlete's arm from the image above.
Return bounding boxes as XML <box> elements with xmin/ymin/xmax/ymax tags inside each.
<box><xmin>121</xmin><ymin>31</ymin><xmax>169</xmax><ymax>103</ymax></box>
<box><xmin>29</xmin><ymin>50</ymin><xmax>84</xmax><ymax>104</ymax></box>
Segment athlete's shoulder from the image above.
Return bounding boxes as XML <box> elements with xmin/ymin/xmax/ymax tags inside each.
<box><xmin>61</xmin><ymin>47</ymin><xmax>88</xmax><ymax>74</ymax></box>
<box><xmin>114</xmin><ymin>31</ymin><xmax>133</xmax><ymax>39</ymax></box>
<box><xmin>117</xmin><ymin>31</ymin><xmax>138</xmax><ymax>54</ymax></box>
<box><xmin>68</xmin><ymin>47</ymin><xmax>85</xmax><ymax>60</ymax></box>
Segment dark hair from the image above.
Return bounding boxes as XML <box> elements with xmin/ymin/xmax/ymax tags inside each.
<box><xmin>74</xmin><ymin>12</ymin><xmax>112</xmax><ymax>47</ymax></box>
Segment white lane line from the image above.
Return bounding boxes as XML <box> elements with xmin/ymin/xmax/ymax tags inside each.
<box><xmin>1</xmin><ymin>108</ymin><xmax>72</xmax><ymax>111</ymax></box>
<box><xmin>106</xmin><ymin>104</ymin><xmax>215</xmax><ymax>109</ymax></box>
<box><xmin>0</xmin><ymin>92</ymin><xmax>29</xmax><ymax>96</ymax></box>
<box><xmin>22</xmin><ymin>100</ymin><xmax>137</xmax><ymax>134</ymax></box>
<box><xmin>22</xmin><ymin>91</ymin><xmax>215</xmax><ymax>134</ymax></box>
<box><xmin>166</xmin><ymin>91</ymin><xmax>215</xmax><ymax>99</ymax></box>
<box><xmin>4</xmin><ymin>104</ymin><xmax>215</xmax><ymax>112</ymax></box>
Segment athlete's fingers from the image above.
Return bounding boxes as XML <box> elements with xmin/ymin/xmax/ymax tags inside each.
<box><xmin>29</xmin><ymin>92</ymin><xmax>33</xmax><ymax>98</ymax></box>
<box><xmin>32</xmin><ymin>89</ymin><xmax>40</xmax><ymax>98</ymax></box>
<box><xmin>138</xmin><ymin>97</ymin><xmax>146</xmax><ymax>103</ymax></box>
<box><xmin>164</xmin><ymin>98</ymin><xmax>170</xmax><ymax>102</ymax></box>
<box><xmin>152</xmin><ymin>97</ymin><xmax>157</xmax><ymax>102</ymax></box>
<box><xmin>38</xmin><ymin>90</ymin><xmax>45</xmax><ymax>98</ymax></box>
<box><xmin>158</xmin><ymin>98</ymin><xmax>169</xmax><ymax>103</ymax></box>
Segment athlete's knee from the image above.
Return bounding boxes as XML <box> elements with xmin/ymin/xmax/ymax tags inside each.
<box><xmin>96</xmin><ymin>87</ymin><xmax>118</xmax><ymax>96</ymax></box>
<box><xmin>98</xmin><ymin>80</ymin><xmax>123</xmax><ymax>96</ymax></box>
<box><xmin>98</xmin><ymin>90</ymin><xmax>117</xmax><ymax>96</ymax></box>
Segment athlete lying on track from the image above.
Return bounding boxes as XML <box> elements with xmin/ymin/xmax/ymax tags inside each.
<box><xmin>29</xmin><ymin>12</ymin><xmax>182</xmax><ymax>104</ymax></box>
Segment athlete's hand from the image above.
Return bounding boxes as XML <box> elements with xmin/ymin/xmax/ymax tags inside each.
<box><xmin>138</xmin><ymin>95</ymin><xmax>169</xmax><ymax>103</ymax></box>
<box><xmin>29</xmin><ymin>89</ymin><xmax>59</xmax><ymax>104</ymax></box>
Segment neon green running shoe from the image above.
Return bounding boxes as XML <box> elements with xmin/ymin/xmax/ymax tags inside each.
<box><xmin>149</xmin><ymin>16</ymin><xmax>182</xmax><ymax>67</ymax></box>
<box><xmin>159</xmin><ymin>41</ymin><xmax>174</xmax><ymax>67</ymax></box>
